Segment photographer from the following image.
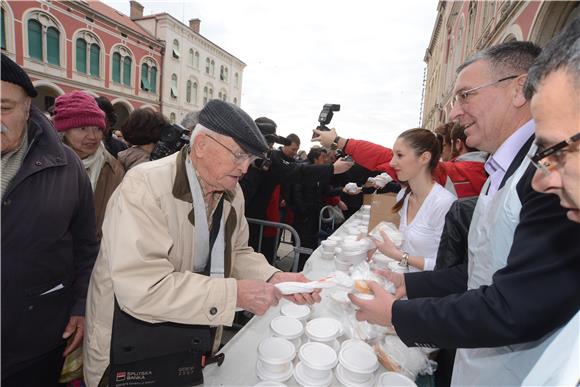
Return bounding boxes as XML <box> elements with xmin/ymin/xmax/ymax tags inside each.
<box><xmin>117</xmin><ymin>109</ymin><xmax>168</xmax><ymax>170</ymax></box>
<box><xmin>240</xmin><ymin>117</ymin><xmax>353</xmax><ymax>264</ymax></box>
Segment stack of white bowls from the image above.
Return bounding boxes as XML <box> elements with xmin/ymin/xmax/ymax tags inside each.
<box><xmin>256</xmin><ymin>337</ymin><xmax>296</xmax><ymax>382</ymax></box>
<box><xmin>305</xmin><ymin>317</ymin><xmax>342</xmax><ymax>352</ymax></box>
<box><xmin>360</xmin><ymin>205</ymin><xmax>371</xmax><ymax>215</ymax></box>
<box><xmin>335</xmin><ymin>240</ymin><xmax>367</xmax><ymax>271</ymax></box>
<box><xmin>335</xmin><ymin>339</ymin><xmax>379</xmax><ymax>386</ymax></box>
<box><xmin>280</xmin><ymin>303</ymin><xmax>311</xmax><ymax>323</ymax></box>
<box><xmin>270</xmin><ymin>316</ymin><xmax>304</xmax><ymax>348</ymax></box>
<box><xmin>294</xmin><ymin>342</ymin><xmax>338</xmax><ymax>387</ymax></box>
<box><xmin>319</xmin><ymin>240</ymin><xmax>337</xmax><ymax>260</ymax></box>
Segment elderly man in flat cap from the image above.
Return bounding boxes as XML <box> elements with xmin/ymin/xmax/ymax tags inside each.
<box><xmin>1</xmin><ymin>54</ymin><xmax>99</xmax><ymax>386</ymax></box>
<box><xmin>83</xmin><ymin>100</ymin><xmax>319</xmax><ymax>387</ymax></box>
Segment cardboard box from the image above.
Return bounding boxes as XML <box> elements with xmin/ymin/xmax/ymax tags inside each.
<box><xmin>368</xmin><ymin>193</ymin><xmax>400</xmax><ymax>231</ymax></box>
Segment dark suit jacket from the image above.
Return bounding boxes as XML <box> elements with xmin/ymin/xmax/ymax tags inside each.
<box><xmin>392</xmin><ymin>134</ymin><xmax>580</xmax><ymax>349</ymax></box>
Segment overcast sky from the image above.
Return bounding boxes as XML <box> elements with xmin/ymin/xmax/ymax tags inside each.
<box><xmin>103</xmin><ymin>0</ymin><xmax>439</xmax><ymax>151</ymax></box>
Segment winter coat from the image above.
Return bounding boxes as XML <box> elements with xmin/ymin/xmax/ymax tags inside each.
<box><xmin>83</xmin><ymin>147</ymin><xmax>279</xmax><ymax>386</ymax></box>
<box><xmin>1</xmin><ymin>106</ymin><xmax>99</xmax><ymax>376</ymax></box>
<box><xmin>94</xmin><ymin>149</ymin><xmax>124</xmax><ymax>239</ymax></box>
<box><xmin>117</xmin><ymin>146</ymin><xmax>151</xmax><ymax>171</ymax></box>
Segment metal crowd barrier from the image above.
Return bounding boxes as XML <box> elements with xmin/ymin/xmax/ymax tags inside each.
<box><xmin>246</xmin><ymin>218</ymin><xmax>311</xmax><ymax>272</ymax></box>
<box><xmin>318</xmin><ymin>205</ymin><xmax>338</xmax><ymax>237</ymax></box>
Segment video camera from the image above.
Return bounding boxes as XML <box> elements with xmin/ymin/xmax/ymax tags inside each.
<box><xmin>312</xmin><ymin>103</ymin><xmax>340</xmax><ymax>139</ymax></box>
<box><xmin>255</xmin><ymin>120</ymin><xmax>291</xmax><ymax>147</ymax></box>
<box><xmin>150</xmin><ymin>123</ymin><xmax>191</xmax><ymax>161</ymax></box>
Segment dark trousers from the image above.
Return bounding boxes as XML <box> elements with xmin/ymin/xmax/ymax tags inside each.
<box><xmin>2</xmin><ymin>345</ymin><xmax>66</xmax><ymax>387</ymax></box>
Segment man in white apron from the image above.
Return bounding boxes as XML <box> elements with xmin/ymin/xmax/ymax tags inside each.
<box><xmin>351</xmin><ymin>40</ymin><xmax>580</xmax><ymax>385</ymax></box>
<box><xmin>521</xmin><ymin>18</ymin><xmax>580</xmax><ymax>386</ymax></box>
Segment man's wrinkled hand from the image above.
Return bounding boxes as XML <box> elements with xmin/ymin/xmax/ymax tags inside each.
<box><xmin>269</xmin><ymin>272</ymin><xmax>322</xmax><ymax>305</ymax></box>
<box><xmin>349</xmin><ymin>281</ymin><xmax>395</xmax><ymax>326</ymax></box>
<box><xmin>236</xmin><ymin>280</ymin><xmax>281</xmax><ymax>316</ymax></box>
<box><xmin>62</xmin><ymin>315</ymin><xmax>84</xmax><ymax>357</ymax></box>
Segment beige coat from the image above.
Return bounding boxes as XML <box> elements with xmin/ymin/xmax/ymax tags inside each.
<box><xmin>94</xmin><ymin>149</ymin><xmax>125</xmax><ymax>240</ymax></box>
<box><xmin>83</xmin><ymin>148</ymin><xmax>279</xmax><ymax>386</ymax></box>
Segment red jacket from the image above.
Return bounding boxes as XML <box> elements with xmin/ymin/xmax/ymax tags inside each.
<box><xmin>344</xmin><ymin>139</ymin><xmax>488</xmax><ymax>198</ymax></box>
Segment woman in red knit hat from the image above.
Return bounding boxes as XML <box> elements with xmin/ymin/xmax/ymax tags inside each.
<box><xmin>53</xmin><ymin>91</ymin><xmax>125</xmax><ymax>239</ymax></box>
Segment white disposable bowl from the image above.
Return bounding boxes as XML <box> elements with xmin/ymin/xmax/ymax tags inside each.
<box><xmin>376</xmin><ymin>371</ymin><xmax>417</xmax><ymax>386</ymax></box>
<box><xmin>299</xmin><ymin>342</ymin><xmax>338</xmax><ymax>380</ymax></box>
<box><xmin>254</xmin><ymin>381</ymin><xmax>287</xmax><ymax>387</ymax></box>
<box><xmin>320</xmin><ymin>251</ymin><xmax>334</xmax><ymax>260</ymax></box>
<box><xmin>338</xmin><ymin>342</ymin><xmax>378</xmax><ymax>382</ymax></box>
<box><xmin>305</xmin><ymin>317</ymin><xmax>342</xmax><ymax>342</ymax></box>
<box><xmin>270</xmin><ymin>316</ymin><xmax>303</xmax><ymax>348</ymax></box>
<box><xmin>280</xmin><ymin>303</ymin><xmax>311</xmax><ymax>321</ymax></box>
<box><xmin>293</xmin><ymin>361</ymin><xmax>333</xmax><ymax>387</ymax></box>
<box><xmin>342</xmin><ymin>240</ymin><xmax>366</xmax><ymax>252</ymax></box>
<box><xmin>256</xmin><ymin>359</ymin><xmax>293</xmax><ymax>382</ymax></box>
<box><xmin>321</xmin><ymin>240</ymin><xmax>338</xmax><ymax>251</ymax></box>
<box><xmin>334</xmin><ymin>258</ymin><xmax>352</xmax><ymax>272</ymax></box>
<box><xmin>257</xmin><ymin>337</ymin><xmax>295</xmax><ymax>374</ymax></box>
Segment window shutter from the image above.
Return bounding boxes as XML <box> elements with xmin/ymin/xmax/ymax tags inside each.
<box><xmin>46</xmin><ymin>27</ymin><xmax>60</xmax><ymax>65</ymax></box>
<box><xmin>140</xmin><ymin>63</ymin><xmax>149</xmax><ymax>91</ymax></box>
<box><xmin>28</xmin><ymin>19</ymin><xmax>42</xmax><ymax>61</ymax></box>
<box><xmin>90</xmin><ymin>43</ymin><xmax>100</xmax><ymax>77</ymax></box>
<box><xmin>1</xmin><ymin>8</ymin><xmax>6</xmax><ymax>50</ymax></box>
<box><xmin>150</xmin><ymin>66</ymin><xmax>157</xmax><ymax>93</ymax></box>
<box><xmin>123</xmin><ymin>56</ymin><xmax>132</xmax><ymax>86</ymax></box>
<box><xmin>112</xmin><ymin>52</ymin><xmax>121</xmax><ymax>83</ymax></box>
<box><xmin>76</xmin><ymin>38</ymin><xmax>87</xmax><ymax>73</ymax></box>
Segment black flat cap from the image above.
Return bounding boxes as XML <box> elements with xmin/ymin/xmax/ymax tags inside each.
<box><xmin>1</xmin><ymin>53</ymin><xmax>37</xmax><ymax>97</ymax></box>
<box><xmin>199</xmin><ymin>100</ymin><xmax>268</xmax><ymax>156</ymax></box>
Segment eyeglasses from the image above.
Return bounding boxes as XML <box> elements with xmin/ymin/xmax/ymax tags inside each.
<box><xmin>529</xmin><ymin>132</ymin><xmax>580</xmax><ymax>176</ymax></box>
<box><xmin>452</xmin><ymin>75</ymin><xmax>520</xmax><ymax>107</ymax></box>
<box><xmin>205</xmin><ymin>134</ymin><xmax>258</xmax><ymax>165</ymax></box>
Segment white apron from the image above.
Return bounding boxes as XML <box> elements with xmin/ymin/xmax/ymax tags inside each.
<box><xmin>522</xmin><ymin>311</ymin><xmax>580</xmax><ymax>386</ymax></box>
<box><xmin>452</xmin><ymin>144</ymin><xmax>555</xmax><ymax>386</ymax></box>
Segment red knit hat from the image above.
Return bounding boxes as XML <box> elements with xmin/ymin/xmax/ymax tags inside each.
<box><xmin>53</xmin><ymin>91</ymin><xmax>106</xmax><ymax>132</ymax></box>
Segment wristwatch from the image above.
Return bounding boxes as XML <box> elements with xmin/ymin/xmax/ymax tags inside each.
<box><xmin>331</xmin><ymin>136</ymin><xmax>341</xmax><ymax>150</ymax></box>
<box><xmin>400</xmin><ymin>251</ymin><xmax>409</xmax><ymax>268</ymax></box>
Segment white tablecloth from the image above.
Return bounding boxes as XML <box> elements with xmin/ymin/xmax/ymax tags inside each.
<box><xmin>203</xmin><ymin>214</ymin><xmax>384</xmax><ymax>386</ymax></box>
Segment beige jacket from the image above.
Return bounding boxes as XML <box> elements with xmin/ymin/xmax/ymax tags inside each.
<box><xmin>94</xmin><ymin>149</ymin><xmax>124</xmax><ymax>240</ymax></box>
<box><xmin>83</xmin><ymin>148</ymin><xmax>278</xmax><ymax>386</ymax></box>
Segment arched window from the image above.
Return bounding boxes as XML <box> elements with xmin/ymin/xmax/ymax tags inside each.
<box><xmin>210</xmin><ymin>60</ymin><xmax>215</xmax><ymax>75</ymax></box>
<box><xmin>205</xmin><ymin>57</ymin><xmax>210</xmax><ymax>74</ymax></box>
<box><xmin>27</xmin><ymin>19</ymin><xmax>43</xmax><ymax>61</ymax></box>
<box><xmin>222</xmin><ymin>92</ymin><xmax>227</xmax><ymax>101</ymax></box>
<box><xmin>111</xmin><ymin>45</ymin><xmax>133</xmax><ymax>86</ymax></box>
<box><xmin>203</xmin><ymin>86</ymin><xmax>208</xmax><ymax>104</ymax></box>
<box><xmin>123</xmin><ymin>56</ymin><xmax>132</xmax><ymax>86</ymax></box>
<box><xmin>76</xmin><ymin>38</ymin><xmax>87</xmax><ymax>73</ymax></box>
<box><xmin>75</xmin><ymin>31</ymin><xmax>101</xmax><ymax>77</ymax></box>
<box><xmin>150</xmin><ymin>66</ymin><xmax>157</xmax><ymax>93</ymax></box>
<box><xmin>218</xmin><ymin>91</ymin><xmax>222</xmax><ymax>100</ymax></box>
<box><xmin>234</xmin><ymin>72</ymin><xmax>239</xmax><ymax>88</ymax></box>
<box><xmin>209</xmin><ymin>87</ymin><xmax>213</xmax><ymax>100</ymax></box>
<box><xmin>26</xmin><ymin>11</ymin><xmax>62</xmax><ymax>66</ymax></box>
<box><xmin>194</xmin><ymin>51</ymin><xmax>199</xmax><ymax>68</ymax></box>
<box><xmin>171</xmin><ymin>74</ymin><xmax>178</xmax><ymax>98</ymax></box>
<box><xmin>192</xmin><ymin>82</ymin><xmax>198</xmax><ymax>104</ymax></box>
<box><xmin>170</xmin><ymin>112</ymin><xmax>176</xmax><ymax>124</ymax></box>
<box><xmin>189</xmin><ymin>49</ymin><xmax>194</xmax><ymax>66</ymax></box>
<box><xmin>224</xmin><ymin>67</ymin><xmax>229</xmax><ymax>82</ymax></box>
<box><xmin>220</xmin><ymin>65</ymin><xmax>225</xmax><ymax>81</ymax></box>
<box><xmin>186</xmin><ymin>80</ymin><xmax>192</xmax><ymax>103</ymax></box>
<box><xmin>233</xmin><ymin>97</ymin><xmax>238</xmax><ymax>105</ymax></box>
<box><xmin>172</xmin><ymin>39</ymin><xmax>180</xmax><ymax>59</ymax></box>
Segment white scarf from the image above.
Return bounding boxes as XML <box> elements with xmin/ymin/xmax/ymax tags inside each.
<box><xmin>185</xmin><ymin>157</ymin><xmax>225</xmax><ymax>277</ymax></box>
<box><xmin>82</xmin><ymin>142</ymin><xmax>106</xmax><ymax>192</ymax></box>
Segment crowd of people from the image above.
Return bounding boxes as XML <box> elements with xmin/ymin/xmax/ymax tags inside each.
<box><xmin>1</xmin><ymin>16</ymin><xmax>578</xmax><ymax>387</ymax></box>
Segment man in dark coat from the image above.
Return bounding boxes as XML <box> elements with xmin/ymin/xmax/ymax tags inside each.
<box><xmin>1</xmin><ymin>54</ymin><xmax>99</xmax><ymax>386</ymax></box>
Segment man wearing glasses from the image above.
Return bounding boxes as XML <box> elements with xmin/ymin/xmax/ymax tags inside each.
<box><xmin>522</xmin><ymin>17</ymin><xmax>580</xmax><ymax>385</ymax></box>
<box><xmin>83</xmin><ymin>100</ymin><xmax>320</xmax><ymax>386</ymax></box>
<box><xmin>350</xmin><ymin>40</ymin><xmax>580</xmax><ymax>386</ymax></box>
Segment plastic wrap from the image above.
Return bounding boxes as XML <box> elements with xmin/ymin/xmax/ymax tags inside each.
<box><xmin>374</xmin><ymin>335</ymin><xmax>437</xmax><ymax>381</ymax></box>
